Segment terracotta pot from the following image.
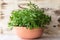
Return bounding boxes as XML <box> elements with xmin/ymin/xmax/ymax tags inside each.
<box><xmin>14</xmin><ymin>27</ymin><xmax>43</xmax><ymax>38</ymax></box>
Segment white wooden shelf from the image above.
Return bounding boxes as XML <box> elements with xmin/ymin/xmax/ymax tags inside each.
<box><xmin>0</xmin><ymin>34</ymin><xmax>60</xmax><ymax>40</ymax></box>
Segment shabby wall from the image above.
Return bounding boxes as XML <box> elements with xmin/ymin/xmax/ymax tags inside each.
<box><xmin>0</xmin><ymin>0</ymin><xmax>60</xmax><ymax>35</ymax></box>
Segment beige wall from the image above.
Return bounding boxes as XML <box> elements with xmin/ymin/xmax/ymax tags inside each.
<box><xmin>0</xmin><ymin>0</ymin><xmax>60</xmax><ymax>35</ymax></box>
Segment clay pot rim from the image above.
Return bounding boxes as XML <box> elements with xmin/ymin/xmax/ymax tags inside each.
<box><xmin>13</xmin><ymin>27</ymin><xmax>43</xmax><ymax>29</ymax></box>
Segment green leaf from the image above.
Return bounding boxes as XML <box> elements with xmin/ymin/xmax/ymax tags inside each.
<box><xmin>8</xmin><ymin>2</ymin><xmax>51</xmax><ymax>29</ymax></box>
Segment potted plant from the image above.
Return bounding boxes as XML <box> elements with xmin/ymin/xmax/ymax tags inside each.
<box><xmin>8</xmin><ymin>2</ymin><xmax>51</xmax><ymax>38</ymax></box>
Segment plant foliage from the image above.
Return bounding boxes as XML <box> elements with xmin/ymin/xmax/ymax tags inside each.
<box><xmin>8</xmin><ymin>2</ymin><xmax>51</xmax><ymax>29</ymax></box>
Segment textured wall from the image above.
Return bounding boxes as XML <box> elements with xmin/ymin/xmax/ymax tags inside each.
<box><xmin>0</xmin><ymin>0</ymin><xmax>60</xmax><ymax>35</ymax></box>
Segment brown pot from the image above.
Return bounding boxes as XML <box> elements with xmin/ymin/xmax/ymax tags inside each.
<box><xmin>14</xmin><ymin>27</ymin><xmax>43</xmax><ymax>39</ymax></box>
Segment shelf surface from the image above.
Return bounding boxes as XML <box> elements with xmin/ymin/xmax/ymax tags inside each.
<box><xmin>0</xmin><ymin>34</ymin><xmax>60</xmax><ymax>40</ymax></box>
